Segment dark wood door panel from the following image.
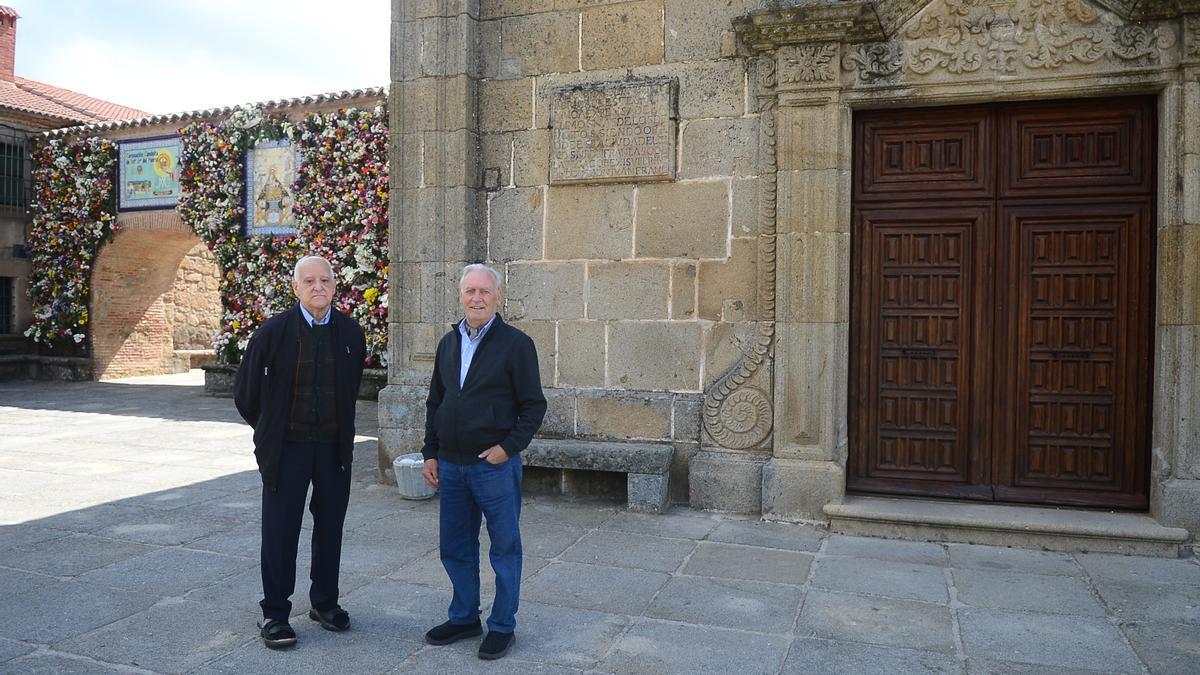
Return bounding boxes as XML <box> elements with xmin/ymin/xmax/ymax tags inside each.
<box><xmin>849</xmin><ymin>96</ymin><xmax>1155</xmax><ymax>510</ymax></box>
<box><xmin>995</xmin><ymin>203</ymin><xmax>1151</xmax><ymax>508</ymax></box>
<box><xmin>849</xmin><ymin>207</ymin><xmax>992</xmax><ymax>498</ymax></box>
<box><xmin>855</xmin><ymin>106</ymin><xmax>993</xmax><ymax>203</ymax></box>
<box><xmin>999</xmin><ymin>97</ymin><xmax>1155</xmax><ymax>199</ymax></box>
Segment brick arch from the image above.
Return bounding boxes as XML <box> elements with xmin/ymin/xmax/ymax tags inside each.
<box><xmin>90</xmin><ymin>220</ymin><xmax>220</xmax><ymax>380</ymax></box>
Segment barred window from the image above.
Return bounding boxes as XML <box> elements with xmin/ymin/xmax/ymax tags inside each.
<box><xmin>0</xmin><ymin>277</ymin><xmax>12</xmax><ymax>335</ymax></box>
<box><xmin>0</xmin><ymin>127</ymin><xmax>28</xmax><ymax>210</ymax></box>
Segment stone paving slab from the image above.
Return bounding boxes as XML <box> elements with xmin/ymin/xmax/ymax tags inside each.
<box><xmin>559</xmin><ymin>529</ymin><xmax>696</xmax><ymax>573</ymax></box>
<box><xmin>1091</xmin><ymin>578</ymin><xmax>1200</xmax><ymax>623</ymax></box>
<box><xmin>1120</xmin><ymin>620</ymin><xmax>1200</xmax><ymax>674</ymax></box>
<box><xmin>824</xmin><ymin>533</ymin><xmax>949</xmax><ymax>566</ymax></box>
<box><xmin>72</xmin><ymin>547</ymin><xmax>255</xmax><ymax>598</ymax></box>
<box><xmin>392</xmin><ymin>646</ymin><xmax>582</xmax><ymax>674</ymax></box>
<box><xmin>705</xmin><ymin>518</ymin><xmax>824</xmax><ymax>551</ymax></box>
<box><xmin>1</xmin><ymin>650</ymin><xmax>141</xmax><ymax>674</ymax></box>
<box><xmin>0</xmin><ymin>579</ymin><xmax>159</xmax><ymax>644</ymax></box>
<box><xmin>0</xmin><ymin>636</ymin><xmax>35</xmax><ymax>664</ymax></box>
<box><xmin>682</xmin><ymin>541</ymin><xmax>812</xmax><ymax>585</ymax></box>
<box><xmin>0</xmin><ymin>532</ymin><xmax>156</xmax><ymax>576</ymax></box>
<box><xmin>952</xmin><ymin>568</ymin><xmax>1107</xmax><ymax>616</ymax></box>
<box><xmin>596</xmin><ymin>618</ymin><xmax>791</xmax><ymax>675</ymax></box>
<box><xmin>54</xmin><ymin>599</ymin><xmax>252</xmax><ymax>674</ymax></box>
<box><xmin>195</xmin><ymin>629</ymin><xmax>422</xmax><ymax>674</ymax></box>
<box><xmin>645</xmin><ymin>575</ymin><xmax>803</xmax><ymax>633</ymax></box>
<box><xmin>522</xmin><ymin>561</ymin><xmax>670</xmax><ymax>615</ymax></box>
<box><xmin>948</xmin><ymin>542</ymin><xmax>1081</xmax><ymax>576</ymax></box>
<box><xmin>958</xmin><ymin>608</ymin><xmax>1144</xmax><ymax>672</ymax></box>
<box><xmin>964</xmin><ymin>657</ymin><xmax>1120</xmax><ymax>675</ymax></box>
<box><xmin>501</xmin><ymin>600</ymin><xmax>629</xmax><ymax>669</ymax></box>
<box><xmin>0</xmin><ymin>373</ymin><xmax>1194</xmax><ymax>673</ymax></box>
<box><xmin>783</xmin><ymin>636</ymin><xmax>963</xmax><ymax>675</ymax></box>
<box><xmin>598</xmin><ymin>509</ymin><xmax>720</xmax><ymax>540</ymax></box>
<box><xmin>811</xmin><ymin>556</ymin><xmax>949</xmax><ymax>603</ymax></box>
<box><xmin>1077</xmin><ymin>551</ymin><xmax>1200</xmax><ymax>586</ymax></box>
<box><xmin>796</xmin><ymin>590</ymin><xmax>955</xmax><ymax>653</ymax></box>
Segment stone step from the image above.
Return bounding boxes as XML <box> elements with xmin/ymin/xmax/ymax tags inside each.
<box><xmin>824</xmin><ymin>495</ymin><xmax>1190</xmax><ymax>557</ymax></box>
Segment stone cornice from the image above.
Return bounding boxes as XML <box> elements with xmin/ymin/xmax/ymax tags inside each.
<box><xmin>733</xmin><ymin>2</ymin><xmax>884</xmax><ymax>52</ymax></box>
<box><xmin>734</xmin><ymin>0</ymin><xmax>1200</xmax><ymax>53</ymax></box>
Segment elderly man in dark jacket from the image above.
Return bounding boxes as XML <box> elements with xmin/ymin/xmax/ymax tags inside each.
<box><xmin>234</xmin><ymin>255</ymin><xmax>366</xmax><ymax>649</ymax></box>
<box><xmin>420</xmin><ymin>263</ymin><xmax>546</xmax><ymax>660</ymax></box>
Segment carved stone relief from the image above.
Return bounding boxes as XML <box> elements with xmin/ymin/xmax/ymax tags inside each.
<box><xmin>842</xmin><ymin>0</ymin><xmax>1177</xmax><ymax>83</ymax></box>
<box><xmin>1187</xmin><ymin>14</ymin><xmax>1200</xmax><ymax>59</ymax></box>
<box><xmin>702</xmin><ymin>102</ymin><xmax>778</xmax><ymax>451</ymax></box>
<box><xmin>779</xmin><ymin>43</ymin><xmax>839</xmax><ymax>85</ymax></box>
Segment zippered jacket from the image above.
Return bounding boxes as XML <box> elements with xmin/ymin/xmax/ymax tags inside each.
<box><xmin>422</xmin><ymin>315</ymin><xmax>547</xmax><ymax>465</ymax></box>
<box><xmin>234</xmin><ymin>305</ymin><xmax>367</xmax><ymax>489</ymax></box>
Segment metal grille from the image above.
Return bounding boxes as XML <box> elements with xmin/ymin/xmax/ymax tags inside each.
<box><xmin>0</xmin><ymin>126</ymin><xmax>29</xmax><ymax>212</ymax></box>
<box><xmin>0</xmin><ymin>277</ymin><xmax>13</xmax><ymax>335</ymax></box>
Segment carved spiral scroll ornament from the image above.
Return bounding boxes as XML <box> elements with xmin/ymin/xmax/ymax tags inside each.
<box><xmin>706</xmin><ymin>387</ymin><xmax>773</xmax><ymax>449</ymax></box>
<box><xmin>703</xmin><ymin>104</ymin><xmax>777</xmax><ymax>451</ymax></box>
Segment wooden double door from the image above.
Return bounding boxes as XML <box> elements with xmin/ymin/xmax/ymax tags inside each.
<box><xmin>848</xmin><ymin>97</ymin><xmax>1155</xmax><ymax>509</ymax></box>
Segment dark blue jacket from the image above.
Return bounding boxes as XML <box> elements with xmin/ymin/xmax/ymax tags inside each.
<box><xmin>234</xmin><ymin>305</ymin><xmax>366</xmax><ymax>489</ymax></box>
<box><xmin>422</xmin><ymin>315</ymin><xmax>546</xmax><ymax>465</ymax></box>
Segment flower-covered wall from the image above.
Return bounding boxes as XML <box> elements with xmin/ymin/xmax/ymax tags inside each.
<box><xmin>25</xmin><ymin>138</ymin><xmax>117</xmax><ymax>350</ymax></box>
<box><xmin>26</xmin><ymin>101</ymin><xmax>388</xmax><ymax>368</ymax></box>
<box><xmin>177</xmin><ymin>104</ymin><xmax>389</xmax><ymax>365</ymax></box>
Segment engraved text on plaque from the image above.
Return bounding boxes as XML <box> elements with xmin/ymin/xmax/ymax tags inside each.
<box><xmin>549</xmin><ymin>80</ymin><xmax>676</xmax><ymax>184</ymax></box>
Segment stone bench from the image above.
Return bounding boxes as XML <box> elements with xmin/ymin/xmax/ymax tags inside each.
<box><xmin>522</xmin><ymin>439</ymin><xmax>673</xmax><ymax>513</ymax></box>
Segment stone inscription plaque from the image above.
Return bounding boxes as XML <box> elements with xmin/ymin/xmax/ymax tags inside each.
<box><xmin>549</xmin><ymin>80</ymin><xmax>676</xmax><ymax>185</ymax></box>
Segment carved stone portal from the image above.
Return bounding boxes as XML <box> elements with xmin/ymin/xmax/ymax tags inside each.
<box><xmin>715</xmin><ymin>0</ymin><xmax>1198</xmax><ymax>523</ymax></box>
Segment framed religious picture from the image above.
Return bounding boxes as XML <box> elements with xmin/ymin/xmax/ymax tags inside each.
<box><xmin>244</xmin><ymin>139</ymin><xmax>301</xmax><ymax>237</ymax></box>
<box><xmin>117</xmin><ymin>136</ymin><xmax>183</xmax><ymax>211</ymax></box>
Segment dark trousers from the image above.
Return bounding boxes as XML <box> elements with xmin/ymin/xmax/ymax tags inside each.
<box><xmin>438</xmin><ymin>456</ymin><xmax>523</xmax><ymax>633</ymax></box>
<box><xmin>260</xmin><ymin>440</ymin><xmax>351</xmax><ymax>622</ymax></box>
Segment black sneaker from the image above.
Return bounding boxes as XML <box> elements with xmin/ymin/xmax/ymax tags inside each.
<box><xmin>258</xmin><ymin>618</ymin><xmax>297</xmax><ymax>649</ymax></box>
<box><xmin>478</xmin><ymin>631</ymin><xmax>514</xmax><ymax>660</ymax></box>
<box><xmin>424</xmin><ymin>619</ymin><xmax>483</xmax><ymax>645</ymax></box>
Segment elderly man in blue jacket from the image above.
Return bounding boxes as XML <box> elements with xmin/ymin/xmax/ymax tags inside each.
<box><xmin>234</xmin><ymin>255</ymin><xmax>366</xmax><ymax>649</ymax></box>
<box><xmin>420</xmin><ymin>263</ymin><xmax>547</xmax><ymax>660</ymax></box>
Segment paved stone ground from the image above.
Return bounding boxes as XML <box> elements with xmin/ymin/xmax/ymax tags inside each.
<box><xmin>0</xmin><ymin>372</ymin><xmax>1197</xmax><ymax>674</ymax></box>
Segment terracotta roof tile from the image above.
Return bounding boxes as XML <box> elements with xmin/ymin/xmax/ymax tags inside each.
<box><xmin>0</xmin><ymin>80</ymin><xmax>85</xmax><ymax>122</ymax></box>
<box><xmin>41</xmin><ymin>86</ymin><xmax>388</xmax><ymax>138</ymax></box>
<box><xmin>12</xmin><ymin>77</ymin><xmax>148</xmax><ymax>122</ymax></box>
<box><xmin>0</xmin><ymin>6</ymin><xmax>18</xmax><ymax>19</ymax></box>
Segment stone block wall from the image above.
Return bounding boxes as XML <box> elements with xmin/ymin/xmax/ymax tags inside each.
<box><xmin>386</xmin><ymin>0</ymin><xmax>766</xmax><ymax>503</ymax></box>
<box><xmin>165</xmin><ymin>242</ymin><xmax>221</xmax><ymax>351</ymax></box>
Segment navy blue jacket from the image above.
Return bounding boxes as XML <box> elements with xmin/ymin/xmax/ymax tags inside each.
<box><xmin>422</xmin><ymin>315</ymin><xmax>546</xmax><ymax>465</ymax></box>
<box><xmin>234</xmin><ymin>305</ymin><xmax>367</xmax><ymax>489</ymax></box>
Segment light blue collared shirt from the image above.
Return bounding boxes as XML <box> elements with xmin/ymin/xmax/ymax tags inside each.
<box><xmin>458</xmin><ymin>314</ymin><xmax>496</xmax><ymax>388</ymax></box>
<box><xmin>299</xmin><ymin>303</ymin><xmax>331</xmax><ymax>327</ymax></box>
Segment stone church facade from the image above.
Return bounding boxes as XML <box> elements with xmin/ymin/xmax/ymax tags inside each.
<box><xmin>384</xmin><ymin>0</ymin><xmax>1200</xmax><ymax>543</ymax></box>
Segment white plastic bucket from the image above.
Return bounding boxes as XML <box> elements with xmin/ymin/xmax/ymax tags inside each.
<box><xmin>393</xmin><ymin>453</ymin><xmax>436</xmax><ymax>500</ymax></box>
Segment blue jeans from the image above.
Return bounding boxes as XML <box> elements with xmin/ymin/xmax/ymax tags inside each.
<box><xmin>438</xmin><ymin>456</ymin><xmax>523</xmax><ymax>633</ymax></box>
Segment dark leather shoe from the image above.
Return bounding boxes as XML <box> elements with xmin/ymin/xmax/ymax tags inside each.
<box><xmin>478</xmin><ymin>631</ymin><xmax>514</xmax><ymax>660</ymax></box>
<box><xmin>258</xmin><ymin>618</ymin><xmax>297</xmax><ymax>649</ymax></box>
<box><xmin>424</xmin><ymin>619</ymin><xmax>483</xmax><ymax>645</ymax></box>
<box><xmin>308</xmin><ymin>605</ymin><xmax>350</xmax><ymax>631</ymax></box>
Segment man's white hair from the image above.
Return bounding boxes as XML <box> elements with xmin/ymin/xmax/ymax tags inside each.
<box><xmin>293</xmin><ymin>255</ymin><xmax>334</xmax><ymax>282</ymax></box>
<box><xmin>459</xmin><ymin>263</ymin><xmax>503</xmax><ymax>291</ymax></box>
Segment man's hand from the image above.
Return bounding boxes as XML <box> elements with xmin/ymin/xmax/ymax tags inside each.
<box><xmin>478</xmin><ymin>445</ymin><xmax>509</xmax><ymax>465</ymax></box>
<box><xmin>422</xmin><ymin>458</ymin><xmax>439</xmax><ymax>488</ymax></box>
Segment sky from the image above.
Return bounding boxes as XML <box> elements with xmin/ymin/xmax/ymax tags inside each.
<box><xmin>12</xmin><ymin>0</ymin><xmax>390</xmax><ymax>115</ymax></box>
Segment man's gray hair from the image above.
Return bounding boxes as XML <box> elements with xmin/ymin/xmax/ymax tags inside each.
<box><xmin>293</xmin><ymin>255</ymin><xmax>334</xmax><ymax>281</ymax></box>
<box><xmin>459</xmin><ymin>263</ymin><xmax>503</xmax><ymax>291</ymax></box>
